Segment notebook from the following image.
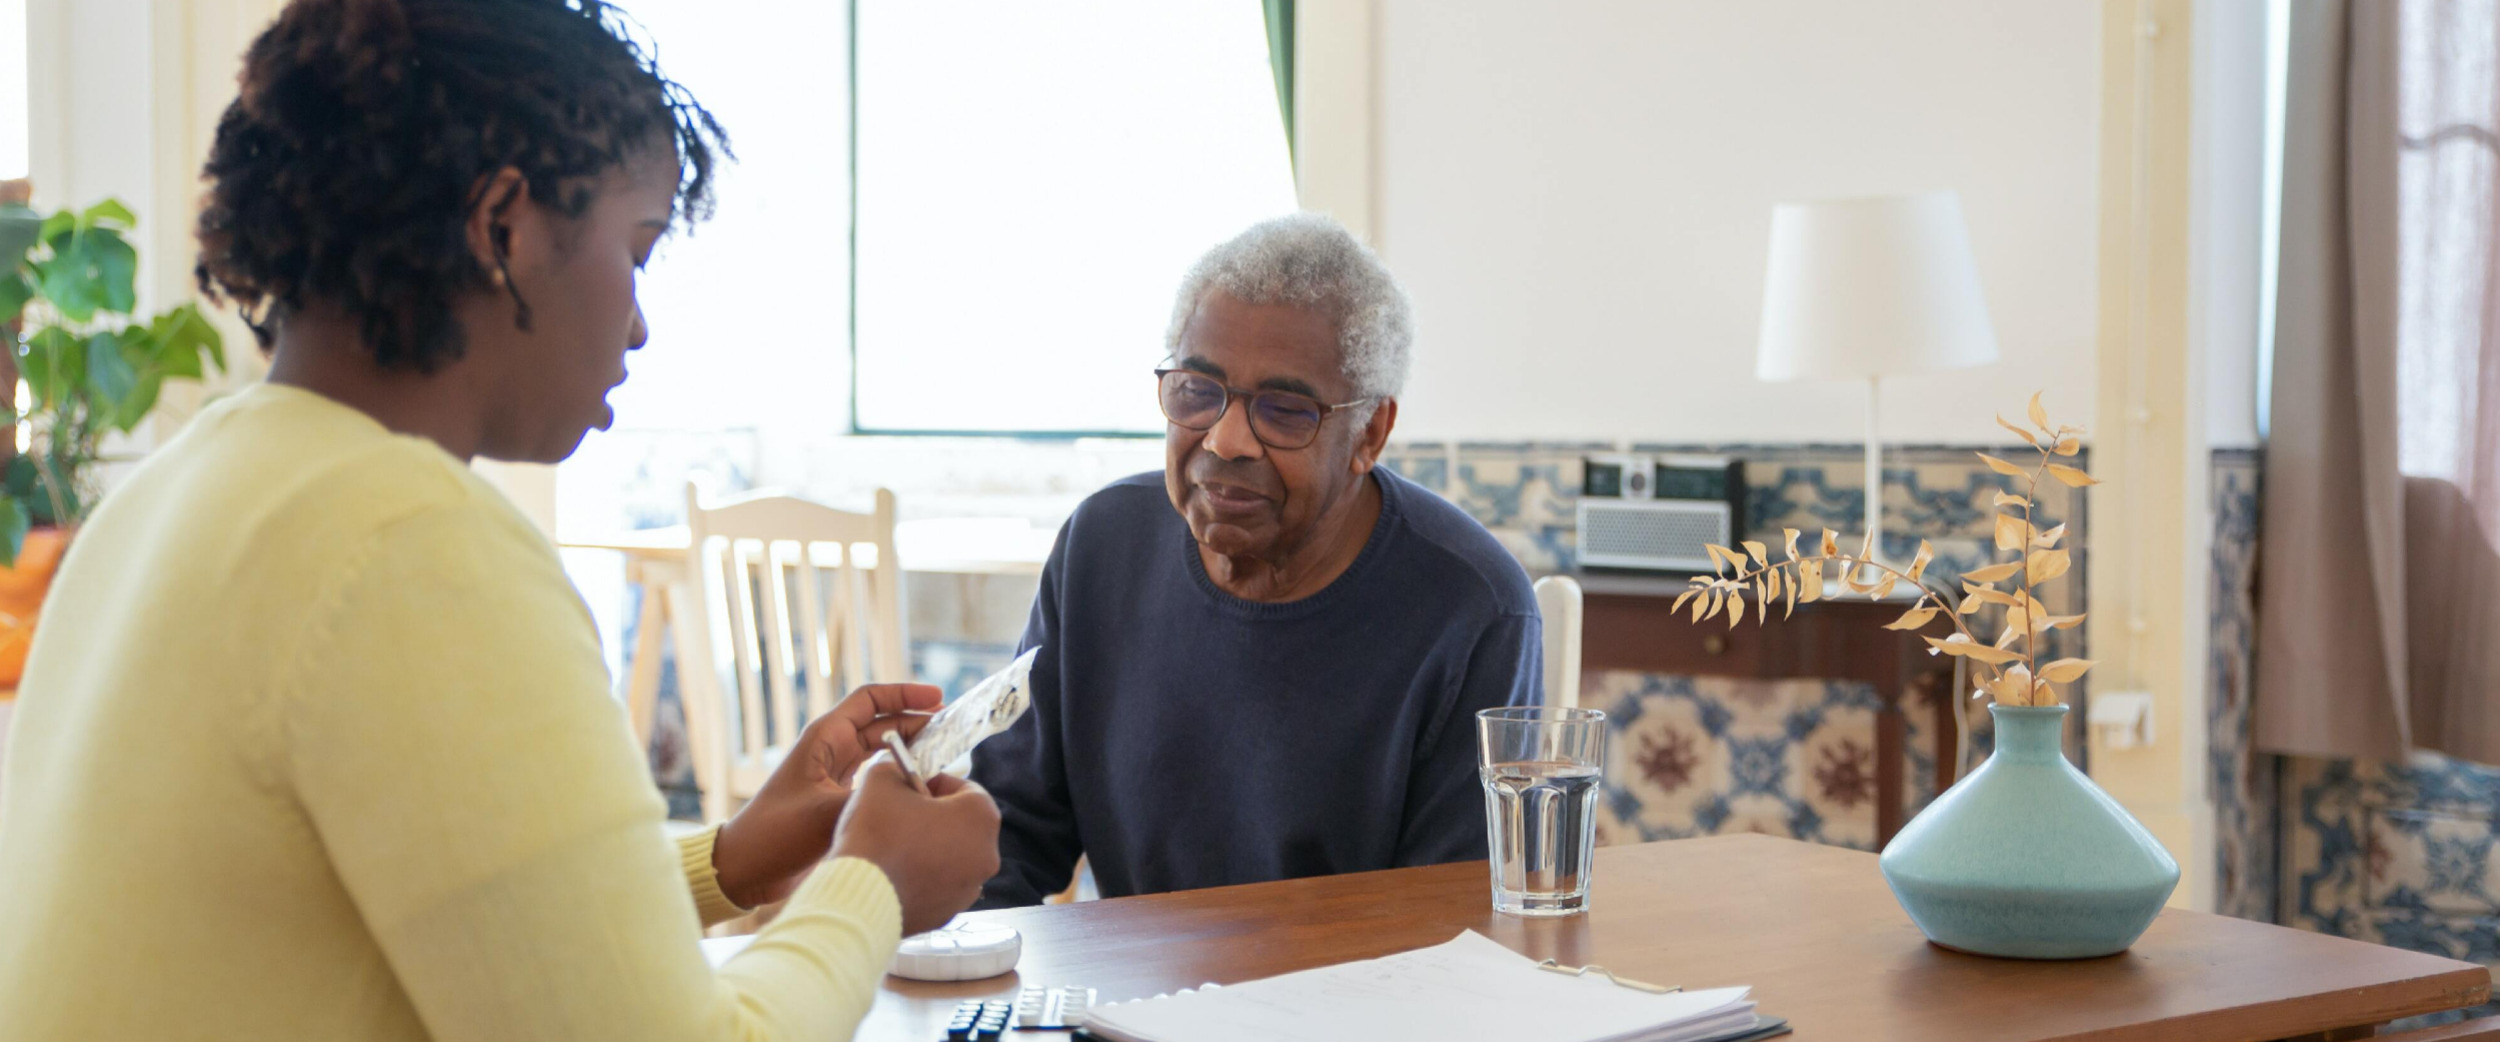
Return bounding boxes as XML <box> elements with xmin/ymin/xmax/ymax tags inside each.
<box><xmin>1075</xmin><ymin>930</ymin><xmax>1766</xmax><ymax>1042</ymax></box>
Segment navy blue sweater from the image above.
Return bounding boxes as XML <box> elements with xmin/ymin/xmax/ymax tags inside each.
<box><xmin>969</xmin><ymin>468</ymin><xmax>1542</xmax><ymax>907</ymax></box>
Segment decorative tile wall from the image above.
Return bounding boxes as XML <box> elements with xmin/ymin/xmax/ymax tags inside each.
<box><xmin>2282</xmin><ymin>754</ymin><xmax>2500</xmax><ymax>1026</ymax></box>
<box><xmin>2208</xmin><ymin>450</ymin><xmax>2276</xmax><ymax>923</ymax></box>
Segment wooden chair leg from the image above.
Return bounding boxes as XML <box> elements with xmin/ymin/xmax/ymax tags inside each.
<box><xmin>663</xmin><ymin>569</ymin><xmax>732</xmax><ymax>824</ymax></box>
<box><xmin>623</xmin><ymin>564</ymin><xmax>666</xmax><ymax>751</ymax></box>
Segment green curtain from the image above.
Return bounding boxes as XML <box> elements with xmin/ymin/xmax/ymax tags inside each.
<box><xmin>1262</xmin><ymin>0</ymin><xmax>1295</xmax><ymax>168</ymax></box>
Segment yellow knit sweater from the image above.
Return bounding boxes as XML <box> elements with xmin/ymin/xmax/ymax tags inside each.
<box><xmin>0</xmin><ymin>382</ymin><xmax>901</xmax><ymax>1040</ymax></box>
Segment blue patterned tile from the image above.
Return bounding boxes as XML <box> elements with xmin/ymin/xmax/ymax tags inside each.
<box><xmin>2208</xmin><ymin>449</ymin><xmax>2276</xmax><ymax>923</ymax></box>
<box><xmin>2285</xmin><ymin>752</ymin><xmax>2500</xmax><ymax>1024</ymax></box>
<box><xmin>1589</xmin><ymin>671</ymin><xmax>1886</xmax><ymax>851</ymax></box>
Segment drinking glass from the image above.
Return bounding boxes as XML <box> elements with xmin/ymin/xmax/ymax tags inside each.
<box><xmin>1477</xmin><ymin>705</ymin><xmax>1608</xmax><ymax>916</ymax></box>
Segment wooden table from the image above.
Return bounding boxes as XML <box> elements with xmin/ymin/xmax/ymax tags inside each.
<box><xmin>857</xmin><ymin>835</ymin><xmax>2490</xmax><ymax>1041</ymax></box>
<box><xmin>1575</xmin><ymin>571</ymin><xmax>1962</xmax><ymax>844</ymax></box>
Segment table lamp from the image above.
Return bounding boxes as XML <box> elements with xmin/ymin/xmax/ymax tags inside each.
<box><xmin>1755</xmin><ymin>190</ymin><xmax>2000</xmax><ymax>562</ymax></box>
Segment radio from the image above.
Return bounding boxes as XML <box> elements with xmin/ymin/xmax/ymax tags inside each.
<box><xmin>1576</xmin><ymin>454</ymin><xmax>1745</xmax><ymax>572</ymax></box>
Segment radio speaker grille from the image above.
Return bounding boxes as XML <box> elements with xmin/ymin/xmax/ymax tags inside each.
<box><xmin>1576</xmin><ymin>501</ymin><xmax>1731</xmax><ymax>571</ymax></box>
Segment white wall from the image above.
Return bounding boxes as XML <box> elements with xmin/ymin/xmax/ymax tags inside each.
<box><xmin>1373</xmin><ymin>0</ymin><xmax>2103</xmax><ymax>445</ymax></box>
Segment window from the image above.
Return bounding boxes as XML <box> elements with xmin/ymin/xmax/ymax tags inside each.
<box><xmin>850</xmin><ymin>0</ymin><xmax>1298</xmax><ymax>434</ymax></box>
<box><xmin>2390</xmin><ymin>0</ymin><xmax>2497</xmax><ymax>482</ymax></box>
<box><xmin>562</xmin><ymin>0</ymin><xmax>1295</xmax><ymax>535</ymax></box>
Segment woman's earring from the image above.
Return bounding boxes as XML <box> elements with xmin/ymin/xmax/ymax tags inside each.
<box><xmin>491</xmin><ymin>269</ymin><xmax>508</xmax><ymax>287</ymax></box>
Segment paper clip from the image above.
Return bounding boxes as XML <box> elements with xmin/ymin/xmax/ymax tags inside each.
<box><xmin>1534</xmin><ymin>959</ymin><xmax>1681</xmax><ymax>994</ymax></box>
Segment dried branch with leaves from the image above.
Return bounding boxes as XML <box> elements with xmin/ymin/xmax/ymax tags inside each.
<box><xmin>1673</xmin><ymin>392</ymin><xmax>2097</xmax><ymax>706</ymax></box>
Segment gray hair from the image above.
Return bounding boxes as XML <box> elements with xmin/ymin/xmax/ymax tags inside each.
<box><xmin>1164</xmin><ymin>212</ymin><xmax>1414</xmax><ymax>401</ymax></box>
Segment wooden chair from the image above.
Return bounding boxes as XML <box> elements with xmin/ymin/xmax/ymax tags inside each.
<box><xmin>1533</xmin><ymin>575</ymin><xmax>1584</xmax><ymax>709</ymax></box>
<box><xmin>679</xmin><ymin>483</ymin><xmax>911</xmax><ymax>823</ymax></box>
<box><xmin>2378</xmin><ymin>1017</ymin><xmax>2500</xmax><ymax>1041</ymax></box>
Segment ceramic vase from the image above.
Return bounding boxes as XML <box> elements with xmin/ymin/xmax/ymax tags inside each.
<box><xmin>1878</xmin><ymin>704</ymin><xmax>2179</xmax><ymax>959</ymax></box>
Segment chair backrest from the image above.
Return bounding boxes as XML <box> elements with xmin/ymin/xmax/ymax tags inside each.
<box><xmin>682</xmin><ymin>483</ymin><xmax>910</xmax><ymax>801</ymax></box>
<box><xmin>1533</xmin><ymin>575</ymin><xmax>1584</xmax><ymax>709</ymax></box>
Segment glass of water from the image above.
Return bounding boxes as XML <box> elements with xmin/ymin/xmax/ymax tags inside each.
<box><xmin>1478</xmin><ymin>706</ymin><xmax>1608</xmax><ymax>917</ymax></box>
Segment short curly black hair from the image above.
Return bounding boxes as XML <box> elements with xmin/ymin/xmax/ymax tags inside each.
<box><xmin>194</xmin><ymin>0</ymin><xmax>728</xmax><ymax>373</ymax></box>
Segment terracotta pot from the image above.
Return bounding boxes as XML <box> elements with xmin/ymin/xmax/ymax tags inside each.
<box><xmin>0</xmin><ymin>528</ymin><xmax>68</xmax><ymax>691</ymax></box>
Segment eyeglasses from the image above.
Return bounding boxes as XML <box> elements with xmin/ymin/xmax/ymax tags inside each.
<box><xmin>1154</xmin><ymin>368</ymin><xmax>1374</xmax><ymax>450</ymax></box>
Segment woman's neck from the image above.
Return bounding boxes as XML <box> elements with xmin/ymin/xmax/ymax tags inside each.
<box><xmin>265</xmin><ymin>307</ymin><xmax>489</xmax><ymax>462</ymax></box>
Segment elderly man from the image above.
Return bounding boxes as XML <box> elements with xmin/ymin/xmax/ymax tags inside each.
<box><xmin>968</xmin><ymin>213</ymin><xmax>1542</xmax><ymax>907</ymax></box>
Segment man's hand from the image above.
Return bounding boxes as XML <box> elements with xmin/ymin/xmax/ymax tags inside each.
<box><xmin>711</xmin><ymin>683</ymin><xmax>944</xmax><ymax>908</ymax></box>
<box><xmin>834</xmin><ymin>762</ymin><xmax>1002</xmax><ymax>936</ymax></box>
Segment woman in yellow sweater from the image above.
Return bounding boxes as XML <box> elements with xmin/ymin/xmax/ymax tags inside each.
<box><xmin>0</xmin><ymin>0</ymin><xmax>1001</xmax><ymax>1038</ymax></box>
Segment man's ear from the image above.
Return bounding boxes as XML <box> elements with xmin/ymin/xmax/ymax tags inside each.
<box><xmin>1351</xmin><ymin>398</ymin><xmax>1397</xmax><ymax>474</ymax></box>
<box><xmin>463</xmin><ymin>167</ymin><xmax>530</xmax><ymax>283</ymax></box>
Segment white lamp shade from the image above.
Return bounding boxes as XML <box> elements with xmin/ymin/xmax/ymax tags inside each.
<box><xmin>1755</xmin><ymin>191</ymin><xmax>2001</xmax><ymax>382</ymax></box>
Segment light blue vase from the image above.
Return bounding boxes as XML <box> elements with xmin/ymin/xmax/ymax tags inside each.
<box><xmin>1878</xmin><ymin>704</ymin><xmax>2179</xmax><ymax>959</ymax></box>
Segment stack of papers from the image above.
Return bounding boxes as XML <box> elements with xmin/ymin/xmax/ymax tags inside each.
<box><xmin>1077</xmin><ymin>931</ymin><xmax>1777</xmax><ymax>1042</ymax></box>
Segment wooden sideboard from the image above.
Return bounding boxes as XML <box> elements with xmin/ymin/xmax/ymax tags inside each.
<box><xmin>1572</xmin><ymin>571</ymin><xmax>1962</xmax><ymax>845</ymax></box>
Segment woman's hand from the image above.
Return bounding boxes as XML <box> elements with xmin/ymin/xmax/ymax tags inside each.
<box><xmin>710</xmin><ymin>682</ymin><xmax>944</xmax><ymax>908</ymax></box>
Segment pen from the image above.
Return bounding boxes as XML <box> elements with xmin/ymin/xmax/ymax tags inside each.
<box><xmin>882</xmin><ymin>730</ymin><xmax>932</xmax><ymax>795</ymax></box>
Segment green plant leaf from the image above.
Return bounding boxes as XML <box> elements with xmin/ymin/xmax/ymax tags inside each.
<box><xmin>151</xmin><ymin>304</ymin><xmax>223</xmax><ymax>378</ymax></box>
<box><xmin>0</xmin><ymin>270</ymin><xmax>30</xmax><ymax>326</ymax></box>
<box><xmin>115</xmin><ymin>370</ymin><xmax>163</xmax><ymax>432</ymax></box>
<box><xmin>0</xmin><ymin>497</ymin><xmax>28</xmax><ymax>568</ymax></box>
<box><xmin>86</xmin><ymin>327</ymin><xmax>139</xmax><ymax>422</ymax></box>
<box><xmin>36</xmin><ymin>211</ymin><xmax>71</xmax><ymax>243</ymax></box>
<box><xmin>34</xmin><ymin>226</ymin><xmax>138</xmax><ymax>323</ymax></box>
<box><xmin>2</xmin><ymin>456</ymin><xmax>58</xmax><ymax>529</ymax></box>
<box><xmin>23</xmin><ymin>327</ymin><xmax>85</xmax><ymax>408</ymax></box>
<box><xmin>91</xmin><ymin>230</ymin><xmax>137</xmax><ymax>314</ymax></box>
<box><xmin>35</xmin><ymin>251</ymin><xmax>97</xmax><ymax>323</ymax></box>
<box><xmin>79</xmin><ymin>198</ymin><xmax>136</xmax><ymax>230</ymax></box>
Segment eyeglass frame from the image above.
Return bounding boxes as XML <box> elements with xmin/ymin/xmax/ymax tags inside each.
<box><xmin>1152</xmin><ymin>367</ymin><xmax>1377</xmax><ymax>450</ymax></box>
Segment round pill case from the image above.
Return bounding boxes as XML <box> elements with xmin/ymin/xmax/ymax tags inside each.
<box><xmin>887</xmin><ymin>919</ymin><xmax>1022</xmax><ymax>982</ymax></box>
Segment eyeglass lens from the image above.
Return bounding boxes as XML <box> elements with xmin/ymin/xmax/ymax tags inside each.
<box><xmin>1157</xmin><ymin>370</ymin><xmax>1328</xmax><ymax>449</ymax></box>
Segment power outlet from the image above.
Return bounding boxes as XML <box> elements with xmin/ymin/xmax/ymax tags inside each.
<box><xmin>2088</xmin><ymin>690</ymin><xmax>2156</xmax><ymax>750</ymax></box>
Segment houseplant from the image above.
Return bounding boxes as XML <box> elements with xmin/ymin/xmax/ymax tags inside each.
<box><xmin>1674</xmin><ymin>393</ymin><xmax>2177</xmax><ymax>959</ymax></box>
<box><xmin>0</xmin><ymin>196</ymin><xmax>226</xmax><ymax>684</ymax></box>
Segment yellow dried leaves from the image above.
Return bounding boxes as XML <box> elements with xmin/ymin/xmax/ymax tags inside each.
<box><xmin>1885</xmin><ymin>605</ymin><xmax>1939</xmax><ymax>630</ymax></box>
<box><xmin>1963</xmin><ymin>561</ymin><xmax>2023</xmax><ymax>584</ymax></box>
<box><xmin>1658</xmin><ymin>390</ymin><xmax>2105</xmax><ymax>709</ymax></box>
<box><xmin>1927</xmin><ymin>633</ymin><xmax>2024</xmax><ymax>665</ymax></box>
<box><xmin>2046</xmin><ymin>464</ymin><xmax>2099</xmax><ymax>487</ymax></box>
<box><xmin>1978</xmin><ymin>453</ymin><xmax>2030</xmax><ymax>478</ymax></box>
<box><xmin>1994</xmin><ymin>512</ymin><xmax>2031</xmax><ymax>551</ymax></box>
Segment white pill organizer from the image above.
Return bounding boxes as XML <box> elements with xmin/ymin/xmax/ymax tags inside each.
<box><xmin>888</xmin><ymin>918</ymin><xmax>1023</xmax><ymax>982</ymax></box>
